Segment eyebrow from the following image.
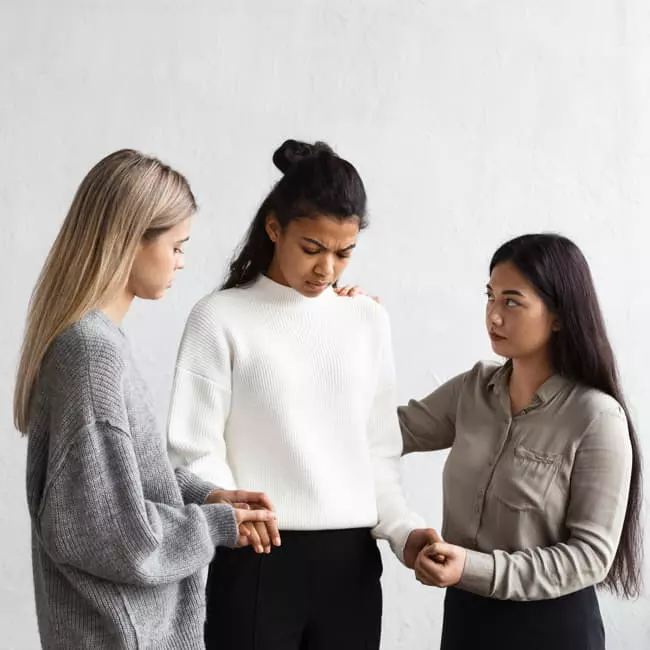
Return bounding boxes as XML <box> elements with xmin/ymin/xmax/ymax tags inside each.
<box><xmin>302</xmin><ymin>237</ymin><xmax>357</xmax><ymax>252</ymax></box>
<box><xmin>176</xmin><ymin>237</ymin><xmax>190</xmax><ymax>244</ymax></box>
<box><xmin>486</xmin><ymin>284</ymin><xmax>525</xmax><ymax>297</ymax></box>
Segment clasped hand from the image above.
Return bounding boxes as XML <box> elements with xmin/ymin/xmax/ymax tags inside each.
<box><xmin>206</xmin><ymin>489</ymin><xmax>281</xmax><ymax>554</ymax></box>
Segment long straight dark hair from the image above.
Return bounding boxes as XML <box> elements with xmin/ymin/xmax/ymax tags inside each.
<box><xmin>222</xmin><ymin>139</ymin><xmax>367</xmax><ymax>290</ymax></box>
<box><xmin>490</xmin><ymin>233</ymin><xmax>644</xmax><ymax>599</ymax></box>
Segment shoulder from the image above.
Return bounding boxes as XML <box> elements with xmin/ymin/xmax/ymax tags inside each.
<box><xmin>176</xmin><ymin>290</ymin><xmax>251</xmax><ymax>371</ymax></box>
<box><xmin>469</xmin><ymin>360</ymin><xmax>503</xmax><ymax>381</ymax></box>
<box><xmin>458</xmin><ymin>360</ymin><xmax>503</xmax><ymax>391</ymax></box>
<box><xmin>330</xmin><ymin>292</ymin><xmax>390</xmax><ymax>329</ymax></box>
<box><xmin>47</xmin><ymin>311</ymin><xmax>127</xmax><ymax>379</ymax></box>
<box><xmin>571</xmin><ymin>385</ymin><xmax>625</xmax><ymax>419</ymax></box>
<box><xmin>554</xmin><ymin>386</ymin><xmax>632</xmax><ymax>463</ymax></box>
<box><xmin>184</xmin><ymin>287</ymin><xmax>256</xmax><ymax>331</ymax></box>
<box><xmin>40</xmin><ymin>312</ymin><xmax>129</xmax><ymax>432</ymax></box>
<box><xmin>568</xmin><ymin>385</ymin><xmax>628</xmax><ymax>441</ymax></box>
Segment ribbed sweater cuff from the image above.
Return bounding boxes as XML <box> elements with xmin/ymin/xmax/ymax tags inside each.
<box><xmin>175</xmin><ymin>467</ymin><xmax>219</xmax><ymax>505</ymax></box>
<box><xmin>387</xmin><ymin>512</ymin><xmax>427</xmax><ymax>564</ymax></box>
<box><xmin>203</xmin><ymin>504</ymin><xmax>238</xmax><ymax>548</ymax></box>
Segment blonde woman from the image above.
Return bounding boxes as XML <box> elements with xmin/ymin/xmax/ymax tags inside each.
<box><xmin>14</xmin><ymin>149</ymin><xmax>276</xmax><ymax>650</ymax></box>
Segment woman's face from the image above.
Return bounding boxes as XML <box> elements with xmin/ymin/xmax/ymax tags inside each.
<box><xmin>486</xmin><ymin>261</ymin><xmax>559</xmax><ymax>362</ymax></box>
<box><xmin>128</xmin><ymin>217</ymin><xmax>192</xmax><ymax>300</ymax></box>
<box><xmin>265</xmin><ymin>214</ymin><xmax>360</xmax><ymax>297</ymax></box>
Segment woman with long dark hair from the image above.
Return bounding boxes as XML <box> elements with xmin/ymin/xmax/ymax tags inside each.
<box><xmin>167</xmin><ymin>139</ymin><xmax>436</xmax><ymax>649</ymax></box>
<box><xmin>400</xmin><ymin>233</ymin><xmax>643</xmax><ymax>649</ymax></box>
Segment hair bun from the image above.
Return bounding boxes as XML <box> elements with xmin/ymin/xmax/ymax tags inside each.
<box><xmin>272</xmin><ymin>139</ymin><xmax>335</xmax><ymax>174</ymax></box>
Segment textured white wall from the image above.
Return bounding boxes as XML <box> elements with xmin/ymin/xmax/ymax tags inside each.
<box><xmin>2</xmin><ymin>1</ymin><xmax>649</xmax><ymax>648</ymax></box>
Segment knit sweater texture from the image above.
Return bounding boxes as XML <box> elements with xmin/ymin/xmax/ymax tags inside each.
<box><xmin>168</xmin><ymin>276</ymin><xmax>424</xmax><ymax>560</ymax></box>
<box><xmin>26</xmin><ymin>310</ymin><xmax>237</xmax><ymax>649</ymax></box>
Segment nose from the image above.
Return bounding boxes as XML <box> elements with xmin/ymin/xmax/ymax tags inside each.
<box><xmin>487</xmin><ymin>304</ymin><xmax>503</xmax><ymax>327</ymax></box>
<box><xmin>314</xmin><ymin>254</ymin><xmax>334</xmax><ymax>278</ymax></box>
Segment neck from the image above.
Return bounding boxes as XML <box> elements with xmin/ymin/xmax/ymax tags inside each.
<box><xmin>100</xmin><ymin>288</ymin><xmax>135</xmax><ymax>326</ymax></box>
<box><xmin>509</xmin><ymin>354</ymin><xmax>554</xmax><ymax>412</ymax></box>
<box><xmin>266</xmin><ymin>259</ymin><xmax>289</xmax><ymax>287</ymax></box>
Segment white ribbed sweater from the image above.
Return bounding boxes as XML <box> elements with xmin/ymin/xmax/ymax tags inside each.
<box><xmin>167</xmin><ymin>275</ymin><xmax>423</xmax><ymax>558</ymax></box>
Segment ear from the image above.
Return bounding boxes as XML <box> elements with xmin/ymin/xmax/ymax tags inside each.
<box><xmin>551</xmin><ymin>317</ymin><xmax>561</xmax><ymax>333</ymax></box>
<box><xmin>265</xmin><ymin>213</ymin><xmax>281</xmax><ymax>243</ymax></box>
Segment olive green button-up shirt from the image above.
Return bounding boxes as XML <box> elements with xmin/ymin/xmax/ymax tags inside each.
<box><xmin>399</xmin><ymin>361</ymin><xmax>632</xmax><ymax>601</ymax></box>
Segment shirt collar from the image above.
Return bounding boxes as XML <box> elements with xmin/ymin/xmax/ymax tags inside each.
<box><xmin>488</xmin><ymin>360</ymin><xmax>571</xmax><ymax>405</ymax></box>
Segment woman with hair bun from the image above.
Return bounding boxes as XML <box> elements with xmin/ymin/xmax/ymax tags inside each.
<box><xmin>167</xmin><ymin>139</ymin><xmax>436</xmax><ymax>649</ymax></box>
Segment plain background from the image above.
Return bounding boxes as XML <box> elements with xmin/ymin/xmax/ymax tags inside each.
<box><xmin>1</xmin><ymin>1</ymin><xmax>649</xmax><ymax>648</ymax></box>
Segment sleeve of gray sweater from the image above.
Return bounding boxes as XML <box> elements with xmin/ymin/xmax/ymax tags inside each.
<box><xmin>38</xmin><ymin>420</ymin><xmax>238</xmax><ymax>587</ymax></box>
<box><xmin>34</xmin><ymin>315</ymin><xmax>239</xmax><ymax>588</ymax></box>
<box><xmin>174</xmin><ymin>466</ymin><xmax>220</xmax><ymax>505</ymax></box>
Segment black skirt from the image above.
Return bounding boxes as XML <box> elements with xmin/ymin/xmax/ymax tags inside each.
<box><xmin>441</xmin><ymin>586</ymin><xmax>605</xmax><ymax>650</ymax></box>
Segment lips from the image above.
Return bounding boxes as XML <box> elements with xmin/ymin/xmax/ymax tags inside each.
<box><xmin>306</xmin><ymin>280</ymin><xmax>329</xmax><ymax>289</ymax></box>
<box><xmin>490</xmin><ymin>331</ymin><xmax>507</xmax><ymax>341</ymax></box>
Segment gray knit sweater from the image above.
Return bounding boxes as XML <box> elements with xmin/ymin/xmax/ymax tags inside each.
<box><xmin>26</xmin><ymin>310</ymin><xmax>238</xmax><ymax>649</ymax></box>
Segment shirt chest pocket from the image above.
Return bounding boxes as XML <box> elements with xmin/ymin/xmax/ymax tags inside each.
<box><xmin>492</xmin><ymin>445</ymin><xmax>562</xmax><ymax>511</ymax></box>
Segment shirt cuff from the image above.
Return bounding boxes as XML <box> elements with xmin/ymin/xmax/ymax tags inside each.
<box><xmin>457</xmin><ymin>548</ymin><xmax>495</xmax><ymax>596</ymax></box>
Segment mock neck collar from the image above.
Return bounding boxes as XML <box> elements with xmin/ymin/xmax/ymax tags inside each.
<box><xmin>249</xmin><ymin>274</ymin><xmax>335</xmax><ymax>306</ymax></box>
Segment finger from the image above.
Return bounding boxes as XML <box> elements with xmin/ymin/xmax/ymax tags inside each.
<box><xmin>233</xmin><ymin>502</ymin><xmax>251</xmax><ymax>510</ymax></box>
<box><xmin>423</xmin><ymin>528</ymin><xmax>443</xmax><ymax>544</ymax></box>
<box><xmin>335</xmin><ymin>285</ymin><xmax>362</xmax><ymax>297</ymax></box>
<box><xmin>237</xmin><ymin>530</ymin><xmax>251</xmax><ymax>547</ymax></box>
<box><xmin>423</xmin><ymin>544</ymin><xmax>448</xmax><ymax>564</ymax></box>
<box><xmin>239</xmin><ymin>523</ymin><xmax>253</xmax><ymax>537</ymax></box>
<box><xmin>245</xmin><ymin>521</ymin><xmax>264</xmax><ymax>554</ymax></box>
<box><xmin>264</xmin><ymin>514</ymin><xmax>282</xmax><ymax>547</ymax></box>
<box><xmin>236</xmin><ymin>522</ymin><xmax>252</xmax><ymax>548</ymax></box>
<box><xmin>418</xmin><ymin>553</ymin><xmax>445</xmax><ymax>580</ymax></box>
<box><xmin>236</xmin><ymin>510</ymin><xmax>275</xmax><ymax>553</ymax></box>
<box><xmin>238</xmin><ymin>509</ymin><xmax>276</xmax><ymax>524</ymax></box>
<box><xmin>254</xmin><ymin>521</ymin><xmax>271</xmax><ymax>554</ymax></box>
<box><xmin>233</xmin><ymin>491</ymin><xmax>276</xmax><ymax>511</ymax></box>
<box><xmin>432</xmin><ymin>542</ymin><xmax>456</xmax><ymax>557</ymax></box>
<box><xmin>415</xmin><ymin>565</ymin><xmax>438</xmax><ymax>587</ymax></box>
<box><xmin>415</xmin><ymin>553</ymin><xmax>431</xmax><ymax>579</ymax></box>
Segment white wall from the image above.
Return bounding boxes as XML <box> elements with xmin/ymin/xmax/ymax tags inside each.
<box><xmin>2</xmin><ymin>1</ymin><xmax>649</xmax><ymax>648</ymax></box>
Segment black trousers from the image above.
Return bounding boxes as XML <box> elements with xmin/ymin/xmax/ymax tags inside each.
<box><xmin>441</xmin><ymin>585</ymin><xmax>605</xmax><ymax>650</ymax></box>
<box><xmin>205</xmin><ymin>528</ymin><xmax>383</xmax><ymax>650</ymax></box>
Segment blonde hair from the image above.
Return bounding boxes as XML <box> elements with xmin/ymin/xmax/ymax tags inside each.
<box><xmin>14</xmin><ymin>148</ymin><xmax>196</xmax><ymax>434</ymax></box>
